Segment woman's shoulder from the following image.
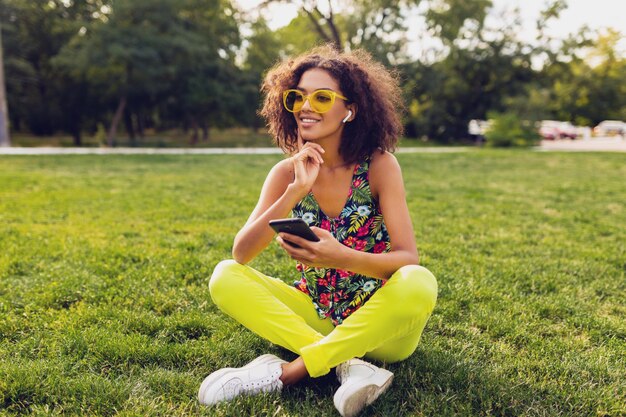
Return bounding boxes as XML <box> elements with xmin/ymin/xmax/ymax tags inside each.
<box><xmin>272</xmin><ymin>157</ymin><xmax>294</xmax><ymax>173</ymax></box>
<box><xmin>368</xmin><ymin>150</ymin><xmax>401</xmax><ymax>174</ymax></box>
<box><xmin>264</xmin><ymin>157</ymin><xmax>294</xmax><ymax>187</ymax></box>
<box><xmin>367</xmin><ymin>150</ymin><xmax>402</xmax><ymax>195</ymax></box>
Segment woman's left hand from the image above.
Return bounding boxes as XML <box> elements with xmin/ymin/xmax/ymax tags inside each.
<box><xmin>276</xmin><ymin>227</ymin><xmax>347</xmax><ymax>268</ymax></box>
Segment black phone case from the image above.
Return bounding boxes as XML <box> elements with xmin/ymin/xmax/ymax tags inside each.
<box><xmin>269</xmin><ymin>218</ymin><xmax>320</xmax><ymax>244</ymax></box>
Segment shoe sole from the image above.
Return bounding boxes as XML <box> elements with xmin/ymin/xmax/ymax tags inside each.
<box><xmin>333</xmin><ymin>368</ymin><xmax>394</xmax><ymax>417</ymax></box>
<box><xmin>198</xmin><ymin>354</ymin><xmax>282</xmax><ymax>405</ymax></box>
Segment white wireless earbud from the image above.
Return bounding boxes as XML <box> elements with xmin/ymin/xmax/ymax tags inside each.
<box><xmin>342</xmin><ymin>110</ymin><xmax>353</xmax><ymax>123</ymax></box>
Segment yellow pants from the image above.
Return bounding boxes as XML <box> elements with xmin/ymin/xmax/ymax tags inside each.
<box><xmin>209</xmin><ymin>260</ymin><xmax>437</xmax><ymax>377</ymax></box>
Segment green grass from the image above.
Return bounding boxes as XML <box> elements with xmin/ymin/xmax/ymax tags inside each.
<box><xmin>0</xmin><ymin>150</ymin><xmax>624</xmax><ymax>416</ymax></box>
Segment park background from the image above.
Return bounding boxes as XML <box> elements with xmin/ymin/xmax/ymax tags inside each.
<box><xmin>0</xmin><ymin>0</ymin><xmax>624</xmax><ymax>147</ymax></box>
<box><xmin>0</xmin><ymin>1</ymin><xmax>625</xmax><ymax>416</ymax></box>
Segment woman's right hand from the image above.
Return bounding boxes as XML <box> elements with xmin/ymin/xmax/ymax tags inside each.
<box><xmin>290</xmin><ymin>138</ymin><xmax>324</xmax><ymax>193</ymax></box>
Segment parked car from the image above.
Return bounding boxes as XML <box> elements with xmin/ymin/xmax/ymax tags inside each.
<box><xmin>557</xmin><ymin>122</ymin><xmax>578</xmax><ymax>139</ymax></box>
<box><xmin>593</xmin><ymin>120</ymin><xmax>625</xmax><ymax>136</ymax></box>
<box><xmin>539</xmin><ymin>120</ymin><xmax>577</xmax><ymax>140</ymax></box>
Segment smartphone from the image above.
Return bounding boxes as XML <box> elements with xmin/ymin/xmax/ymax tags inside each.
<box><xmin>269</xmin><ymin>218</ymin><xmax>320</xmax><ymax>248</ymax></box>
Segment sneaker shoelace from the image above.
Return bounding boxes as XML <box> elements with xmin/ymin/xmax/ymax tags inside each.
<box><xmin>222</xmin><ymin>368</ymin><xmax>283</xmax><ymax>397</ymax></box>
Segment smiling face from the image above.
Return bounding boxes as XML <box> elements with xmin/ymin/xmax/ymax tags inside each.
<box><xmin>294</xmin><ymin>68</ymin><xmax>353</xmax><ymax>143</ymax></box>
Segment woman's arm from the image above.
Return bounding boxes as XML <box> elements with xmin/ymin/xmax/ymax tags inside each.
<box><xmin>276</xmin><ymin>151</ymin><xmax>419</xmax><ymax>279</ymax></box>
<box><xmin>232</xmin><ymin>143</ymin><xmax>325</xmax><ymax>264</ymax></box>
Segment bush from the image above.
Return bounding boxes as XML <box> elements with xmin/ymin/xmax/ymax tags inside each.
<box><xmin>484</xmin><ymin>112</ymin><xmax>540</xmax><ymax>147</ymax></box>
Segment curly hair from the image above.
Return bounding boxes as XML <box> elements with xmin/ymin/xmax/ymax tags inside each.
<box><xmin>259</xmin><ymin>45</ymin><xmax>404</xmax><ymax>164</ymax></box>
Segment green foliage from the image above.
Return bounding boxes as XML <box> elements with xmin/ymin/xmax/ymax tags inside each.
<box><xmin>53</xmin><ymin>0</ymin><xmax>242</xmax><ymax>136</ymax></box>
<box><xmin>401</xmin><ymin>38</ymin><xmax>534</xmax><ymax>142</ymax></box>
<box><xmin>3</xmin><ymin>0</ymin><xmax>245</xmax><ymax>143</ymax></box>
<box><xmin>2</xmin><ymin>0</ymin><xmax>102</xmax><ymax>140</ymax></box>
<box><xmin>274</xmin><ymin>12</ymin><xmax>326</xmax><ymax>57</ymax></box>
<box><xmin>401</xmin><ymin>1</ymin><xmax>624</xmax><ymax>143</ymax></box>
<box><xmin>2</xmin><ymin>0</ymin><xmax>625</xmax><ymax>145</ymax></box>
<box><xmin>425</xmin><ymin>0</ymin><xmax>492</xmax><ymax>43</ymax></box>
<box><xmin>273</xmin><ymin>0</ymin><xmax>421</xmax><ymax>65</ymax></box>
<box><xmin>0</xmin><ymin>151</ymin><xmax>624</xmax><ymax>416</ymax></box>
<box><xmin>484</xmin><ymin>111</ymin><xmax>540</xmax><ymax>147</ymax></box>
<box><xmin>541</xmin><ymin>29</ymin><xmax>626</xmax><ymax>126</ymax></box>
<box><xmin>239</xmin><ymin>18</ymin><xmax>282</xmax><ymax>129</ymax></box>
<box><xmin>339</xmin><ymin>0</ymin><xmax>417</xmax><ymax>65</ymax></box>
<box><xmin>501</xmin><ymin>87</ymin><xmax>552</xmax><ymax>124</ymax></box>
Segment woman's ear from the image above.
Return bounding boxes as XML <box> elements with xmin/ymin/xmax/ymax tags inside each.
<box><xmin>343</xmin><ymin>104</ymin><xmax>357</xmax><ymax>123</ymax></box>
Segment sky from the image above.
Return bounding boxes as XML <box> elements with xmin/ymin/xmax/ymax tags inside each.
<box><xmin>233</xmin><ymin>0</ymin><xmax>626</xmax><ymax>59</ymax></box>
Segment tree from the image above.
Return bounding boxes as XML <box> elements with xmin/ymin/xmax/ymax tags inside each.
<box><xmin>0</xmin><ymin>22</ymin><xmax>10</xmax><ymax>147</ymax></box>
<box><xmin>239</xmin><ymin>18</ymin><xmax>282</xmax><ymax>130</ymax></box>
<box><xmin>2</xmin><ymin>0</ymin><xmax>109</xmax><ymax>145</ymax></box>
<box><xmin>401</xmin><ymin>15</ymin><xmax>534</xmax><ymax>142</ymax></box>
<box><xmin>2</xmin><ymin>0</ymin><xmax>69</xmax><ymax>137</ymax></box>
<box><xmin>401</xmin><ymin>0</ymin><xmax>598</xmax><ymax>142</ymax></box>
<box><xmin>267</xmin><ymin>0</ymin><xmax>422</xmax><ymax>65</ymax></box>
<box><xmin>264</xmin><ymin>0</ymin><xmax>343</xmax><ymax>50</ymax></box>
<box><xmin>57</xmin><ymin>0</ymin><xmax>183</xmax><ymax>145</ymax></box>
<box><xmin>424</xmin><ymin>0</ymin><xmax>492</xmax><ymax>45</ymax></box>
<box><xmin>55</xmin><ymin>0</ymin><xmax>242</xmax><ymax>146</ymax></box>
<box><xmin>168</xmin><ymin>0</ymin><xmax>242</xmax><ymax>142</ymax></box>
<box><xmin>550</xmin><ymin>29</ymin><xmax>626</xmax><ymax>126</ymax></box>
<box><xmin>341</xmin><ymin>0</ymin><xmax>417</xmax><ymax>65</ymax></box>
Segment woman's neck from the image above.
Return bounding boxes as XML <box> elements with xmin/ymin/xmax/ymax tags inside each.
<box><xmin>323</xmin><ymin>158</ymin><xmax>352</xmax><ymax>171</ymax></box>
<box><xmin>319</xmin><ymin>145</ymin><xmax>347</xmax><ymax>170</ymax></box>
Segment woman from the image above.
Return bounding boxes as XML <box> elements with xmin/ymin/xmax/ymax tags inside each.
<box><xmin>198</xmin><ymin>45</ymin><xmax>438</xmax><ymax>417</ymax></box>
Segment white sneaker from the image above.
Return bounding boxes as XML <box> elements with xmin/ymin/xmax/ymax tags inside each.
<box><xmin>198</xmin><ymin>354</ymin><xmax>287</xmax><ymax>405</ymax></box>
<box><xmin>333</xmin><ymin>358</ymin><xmax>394</xmax><ymax>417</ymax></box>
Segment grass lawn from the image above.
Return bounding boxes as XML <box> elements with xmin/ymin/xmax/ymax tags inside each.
<box><xmin>0</xmin><ymin>150</ymin><xmax>624</xmax><ymax>416</ymax></box>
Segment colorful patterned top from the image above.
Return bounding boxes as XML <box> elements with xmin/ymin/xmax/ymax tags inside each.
<box><xmin>291</xmin><ymin>156</ymin><xmax>390</xmax><ymax>325</ymax></box>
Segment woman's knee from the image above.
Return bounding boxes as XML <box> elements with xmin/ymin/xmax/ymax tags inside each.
<box><xmin>208</xmin><ymin>259</ymin><xmax>246</xmax><ymax>304</ymax></box>
<box><xmin>389</xmin><ymin>265</ymin><xmax>438</xmax><ymax>315</ymax></box>
<box><xmin>366</xmin><ymin>336</ymin><xmax>419</xmax><ymax>364</ymax></box>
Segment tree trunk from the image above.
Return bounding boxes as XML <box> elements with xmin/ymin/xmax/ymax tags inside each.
<box><xmin>189</xmin><ymin>117</ymin><xmax>199</xmax><ymax>145</ymax></box>
<box><xmin>72</xmin><ymin>128</ymin><xmax>82</xmax><ymax>146</ymax></box>
<box><xmin>0</xmin><ymin>23</ymin><xmax>11</xmax><ymax>147</ymax></box>
<box><xmin>201</xmin><ymin>120</ymin><xmax>209</xmax><ymax>141</ymax></box>
<box><xmin>136</xmin><ymin>112</ymin><xmax>145</xmax><ymax>138</ymax></box>
<box><xmin>107</xmin><ymin>96</ymin><xmax>126</xmax><ymax>147</ymax></box>
<box><xmin>68</xmin><ymin>103</ymin><xmax>82</xmax><ymax>146</ymax></box>
<box><xmin>124</xmin><ymin>106</ymin><xmax>136</xmax><ymax>146</ymax></box>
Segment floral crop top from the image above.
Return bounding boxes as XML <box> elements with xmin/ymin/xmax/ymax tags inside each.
<box><xmin>291</xmin><ymin>156</ymin><xmax>390</xmax><ymax>325</ymax></box>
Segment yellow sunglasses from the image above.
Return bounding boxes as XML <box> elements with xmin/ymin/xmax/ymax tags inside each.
<box><xmin>283</xmin><ymin>89</ymin><xmax>348</xmax><ymax>114</ymax></box>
